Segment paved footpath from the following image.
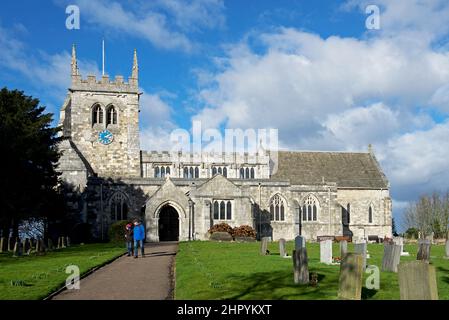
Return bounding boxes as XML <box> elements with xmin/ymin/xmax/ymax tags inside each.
<box><xmin>52</xmin><ymin>242</ymin><xmax>178</xmax><ymax>300</ymax></box>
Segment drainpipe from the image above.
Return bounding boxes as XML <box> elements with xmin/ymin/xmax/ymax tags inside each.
<box><xmin>188</xmin><ymin>199</ymin><xmax>193</xmax><ymax>241</ymax></box>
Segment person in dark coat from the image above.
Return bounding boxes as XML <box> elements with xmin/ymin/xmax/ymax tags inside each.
<box><xmin>125</xmin><ymin>223</ymin><xmax>134</xmax><ymax>256</ymax></box>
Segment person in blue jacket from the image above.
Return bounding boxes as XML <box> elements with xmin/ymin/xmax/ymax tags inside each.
<box><xmin>133</xmin><ymin>219</ymin><xmax>145</xmax><ymax>258</ymax></box>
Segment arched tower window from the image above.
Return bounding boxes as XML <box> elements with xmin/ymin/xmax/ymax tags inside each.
<box><xmin>223</xmin><ymin>167</ymin><xmax>227</xmax><ymax>177</ymax></box>
<box><xmin>250</xmin><ymin>168</ymin><xmax>255</xmax><ymax>179</ymax></box>
<box><xmin>110</xmin><ymin>192</ymin><xmax>128</xmax><ymax>222</ymax></box>
<box><xmin>303</xmin><ymin>194</ymin><xmax>319</xmax><ymax>221</ymax></box>
<box><xmin>106</xmin><ymin>105</ymin><xmax>117</xmax><ymax>125</ymax></box>
<box><xmin>369</xmin><ymin>205</ymin><xmax>373</xmax><ymax>223</ymax></box>
<box><xmin>270</xmin><ymin>194</ymin><xmax>286</xmax><ymax>221</ymax></box>
<box><xmin>92</xmin><ymin>104</ymin><xmax>103</xmax><ymax>125</ymax></box>
<box><xmin>154</xmin><ymin>167</ymin><xmax>160</xmax><ymax>178</ymax></box>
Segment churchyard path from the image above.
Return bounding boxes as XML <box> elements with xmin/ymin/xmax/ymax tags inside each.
<box><xmin>52</xmin><ymin>242</ymin><xmax>178</xmax><ymax>300</ymax></box>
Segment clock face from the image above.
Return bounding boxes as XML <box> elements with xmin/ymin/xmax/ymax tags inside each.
<box><xmin>98</xmin><ymin>130</ymin><xmax>114</xmax><ymax>145</ymax></box>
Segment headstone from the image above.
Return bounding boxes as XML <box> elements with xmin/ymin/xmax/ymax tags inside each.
<box><xmin>61</xmin><ymin>236</ymin><xmax>66</xmax><ymax>248</ymax></box>
<box><xmin>354</xmin><ymin>242</ymin><xmax>367</xmax><ymax>271</ymax></box>
<box><xmin>24</xmin><ymin>239</ymin><xmax>31</xmax><ymax>253</ymax></box>
<box><xmin>66</xmin><ymin>237</ymin><xmax>71</xmax><ymax>247</ymax></box>
<box><xmin>260</xmin><ymin>237</ymin><xmax>270</xmax><ymax>255</ymax></box>
<box><xmin>425</xmin><ymin>232</ymin><xmax>434</xmax><ymax>244</ymax></box>
<box><xmin>320</xmin><ymin>239</ymin><xmax>332</xmax><ymax>264</ymax></box>
<box><xmin>295</xmin><ymin>235</ymin><xmax>306</xmax><ymax>250</ymax></box>
<box><xmin>0</xmin><ymin>237</ymin><xmax>5</xmax><ymax>253</ymax></box>
<box><xmin>48</xmin><ymin>238</ymin><xmax>54</xmax><ymax>250</ymax></box>
<box><xmin>398</xmin><ymin>261</ymin><xmax>438</xmax><ymax>300</ymax></box>
<box><xmin>279</xmin><ymin>238</ymin><xmax>286</xmax><ymax>257</ymax></box>
<box><xmin>210</xmin><ymin>232</ymin><xmax>233</xmax><ymax>241</ymax></box>
<box><xmin>13</xmin><ymin>241</ymin><xmax>19</xmax><ymax>257</ymax></box>
<box><xmin>340</xmin><ymin>240</ymin><xmax>348</xmax><ymax>258</ymax></box>
<box><xmin>57</xmin><ymin>237</ymin><xmax>62</xmax><ymax>249</ymax></box>
<box><xmin>8</xmin><ymin>237</ymin><xmax>13</xmax><ymax>252</ymax></box>
<box><xmin>446</xmin><ymin>240</ymin><xmax>449</xmax><ymax>259</ymax></box>
<box><xmin>417</xmin><ymin>239</ymin><xmax>431</xmax><ymax>261</ymax></box>
<box><xmin>338</xmin><ymin>253</ymin><xmax>363</xmax><ymax>300</ymax></box>
<box><xmin>293</xmin><ymin>248</ymin><xmax>309</xmax><ymax>284</ymax></box>
<box><xmin>382</xmin><ymin>243</ymin><xmax>402</xmax><ymax>272</ymax></box>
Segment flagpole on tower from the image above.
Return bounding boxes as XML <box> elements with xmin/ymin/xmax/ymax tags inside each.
<box><xmin>102</xmin><ymin>38</ymin><xmax>105</xmax><ymax>76</ymax></box>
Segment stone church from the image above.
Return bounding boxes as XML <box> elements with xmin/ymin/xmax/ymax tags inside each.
<box><xmin>58</xmin><ymin>45</ymin><xmax>392</xmax><ymax>242</ymax></box>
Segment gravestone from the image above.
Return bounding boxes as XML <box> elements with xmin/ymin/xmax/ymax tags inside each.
<box><xmin>13</xmin><ymin>241</ymin><xmax>19</xmax><ymax>257</ymax></box>
<box><xmin>279</xmin><ymin>238</ymin><xmax>286</xmax><ymax>257</ymax></box>
<box><xmin>61</xmin><ymin>236</ymin><xmax>66</xmax><ymax>248</ymax></box>
<box><xmin>24</xmin><ymin>239</ymin><xmax>31</xmax><ymax>254</ymax></box>
<box><xmin>338</xmin><ymin>253</ymin><xmax>363</xmax><ymax>300</ymax></box>
<box><xmin>210</xmin><ymin>232</ymin><xmax>233</xmax><ymax>241</ymax></box>
<box><xmin>0</xmin><ymin>237</ymin><xmax>5</xmax><ymax>253</ymax></box>
<box><xmin>48</xmin><ymin>238</ymin><xmax>54</xmax><ymax>251</ymax></box>
<box><xmin>445</xmin><ymin>240</ymin><xmax>449</xmax><ymax>259</ymax></box>
<box><xmin>354</xmin><ymin>242</ymin><xmax>367</xmax><ymax>271</ymax></box>
<box><xmin>340</xmin><ymin>240</ymin><xmax>348</xmax><ymax>258</ymax></box>
<box><xmin>320</xmin><ymin>239</ymin><xmax>333</xmax><ymax>264</ymax></box>
<box><xmin>8</xmin><ymin>237</ymin><xmax>13</xmax><ymax>252</ymax></box>
<box><xmin>394</xmin><ymin>237</ymin><xmax>410</xmax><ymax>256</ymax></box>
<box><xmin>260</xmin><ymin>237</ymin><xmax>270</xmax><ymax>255</ymax></box>
<box><xmin>398</xmin><ymin>261</ymin><xmax>438</xmax><ymax>300</ymax></box>
<box><xmin>293</xmin><ymin>248</ymin><xmax>309</xmax><ymax>284</ymax></box>
<box><xmin>382</xmin><ymin>243</ymin><xmax>402</xmax><ymax>272</ymax></box>
<box><xmin>66</xmin><ymin>237</ymin><xmax>71</xmax><ymax>247</ymax></box>
<box><xmin>417</xmin><ymin>239</ymin><xmax>431</xmax><ymax>261</ymax></box>
<box><xmin>295</xmin><ymin>235</ymin><xmax>306</xmax><ymax>250</ymax></box>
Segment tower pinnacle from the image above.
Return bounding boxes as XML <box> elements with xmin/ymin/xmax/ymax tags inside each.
<box><xmin>132</xmin><ymin>49</ymin><xmax>138</xmax><ymax>80</ymax></box>
<box><xmin>71</xmin><ymin>44</ymin><xmax>79</xmax><ymax>76</ymax></box>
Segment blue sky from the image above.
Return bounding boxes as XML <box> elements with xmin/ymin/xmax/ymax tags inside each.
<box><xmin>2</xmin><ymin>0</ymin><xmax>449</xmax><ymax>231</ymax></box>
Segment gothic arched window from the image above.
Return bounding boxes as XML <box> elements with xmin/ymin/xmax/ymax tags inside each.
<box><xmin>270</xmin><ymin>194</ymin><xmax>286</xmax><ymax>221</ymax></box>
<box><xmin>92</xmin><ymin>104</ymin><xmax>103</xmax><ymax>125</ymax></box>
<box><xmin>212</xmin><ymin>167</ymin><xmax>217</xmax><ymax>176</ymax></box>
<box><xmin>110</xmin><ymin>192</ymin><xmax>128</xmax><ymax>222</ymax></box>
<box><xmin>240</xmin><ymin>168</ymin><xmax>244</xmax><ymax>179</ymax></box>
<box><xmin>166</xmin><ymin>167</ymin><xmax>170</xmax><ymax>176</ymax></box>
<box><xmin>213</xmin><ymin>201</ymin><xmax>219</xmax><ymax>219</ymax></box>
<box><xmin>303</xmin><ymin>195</ymin><xmax>319</xmax><ymax>221</ymax></box>
<box><xmin>213</xmin><ymin>200</ymin><xmax>232</xmax><ymax>221</ymax></box>
<box><xmin>161</xmin><ymin>166</ymin><xmax>166</xmax><ymax>178</ymax></box>
<box><xmin>250</xmin><ymin>168</ymin><xmax>255</xmax><ymax>179</ymax></box>
<box><xmin>106</xmin><ymin>105</ymin><xmax>117</xmax><ymax>125</ymax></box>
<box><xmin>184</xmin><ymin>167</ymin><xmax>188</xmax><ymax>178</ymax></box>
<box><xmin>223</xmin><ymin>167</ymin><xmax>227</xmax><ymax>177</ymax></box>
<box><xmin>194</xmin><ymin>167</ymin><xmax>199</xmax><ymax>178</ymax></box>
<box><xmin>369</xmin><ymin>205</ymin><xmax>373</xmax><ymax>223</ymax></box>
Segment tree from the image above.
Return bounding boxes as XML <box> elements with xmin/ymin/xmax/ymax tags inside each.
<box><xmin>0</xmin><ymin>88</ymin><xmax>64</xmax><ymax>237</ymax></box>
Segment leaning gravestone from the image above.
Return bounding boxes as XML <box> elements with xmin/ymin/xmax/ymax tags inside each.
<box><xmin>398</xmin><ymin>261</ymin><xmax>438</xmax><ymax>300</ymax></box>
<box><xmin>0</xmin><ymin>237</ymin><xmax>5</xmax><ymax>253</ymax></box>
<box><xmin>338</xmin><ymin>253</ymin><xmax>363</xmax><ymax>300</ymax></box>
<box><xmin>13</xmin><ymin>241</ymin><xmax>19</xmax><ymax>257</ymax></box>
<box><xmin>354</xmin><ymin>242</ymin><xmax>367</xmax><ymax>271</ymax></box>
<box><xmin>293</xmin><ymin>248</ymin><xmax>309</xmax><ymax>284</ymax></box>
<box><xmin>260</xmin><ymin>237</ymin><xmax>270</xmax><ymax>255</ymax></box>
<box><xmin>320</xmin><ymin>239</ymin><xmax>333</xmax><ymax>264</ymax></box>
<box><xmin>417</xmin><ymin>239</ymin><xmax>431</xmax><ymax>261</ymax></box>
<box><xmin>66</xmin><ymin>237</ymin><xmax>71</xmax><ymax>247</ymax></box>
<box><xmin>295</xmin><ymin>235</ymin><xmax>306</xmax><ymax>250</ymax></box>
<box><xmin>340</xmin><ymin>240</ymin><xmax>348</xmax><ymax>258</ymax></box>
<box><xmin>382</xmin><ymin>243</ymin><xmax>402</xmax><ymax>272</ymax></box>
<box><xmin>279</xmin><ymin>238</ymin><xmax>286</xmax><ymax>257</ymax></box>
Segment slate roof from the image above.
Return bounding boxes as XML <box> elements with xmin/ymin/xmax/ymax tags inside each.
<box><xmin>271</xmin><ymin>151</ymin><xmax>389</xmax><ymax>189</ymax></box>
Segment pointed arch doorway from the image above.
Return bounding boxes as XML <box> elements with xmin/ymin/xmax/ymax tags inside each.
<box><xmin>158</xmin><ymin>205</ymin><xmax>179</xmax><ymax>241</ymax></box>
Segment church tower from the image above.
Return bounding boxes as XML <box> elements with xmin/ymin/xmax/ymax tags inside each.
<box><xmin>58</xmin><ymin>44</ymin><xmax>141</xmax><ymax>186</ymax></box>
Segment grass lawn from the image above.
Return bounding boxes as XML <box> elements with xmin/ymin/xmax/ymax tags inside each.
<box><xmin>0</xmin><ymin>243</ymin><xmax>126</xmax><ymax>300</ymax></box>
<box><xmin>175</xmin><ymin>241</ymin><xmax>449</xmax><ymax>300</ymax></box>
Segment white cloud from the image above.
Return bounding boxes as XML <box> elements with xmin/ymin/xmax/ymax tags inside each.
<box><xmin>0</xmin><ymin>24</ymin><xmax>100</xmax><ymax>99</ymax></box>
<box><xmin>70</xmin><ymin>0</ymin><xmax>226</xmax><ymax>52</ymax></box>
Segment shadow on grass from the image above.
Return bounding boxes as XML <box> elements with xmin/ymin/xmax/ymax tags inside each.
<box><xmin>224</xmin><ymin>270</ymin><xmax>334</xmax><ymax>300</ymax></box>
<box><xmin>361</xmin><ymin>287</ymin><xmax>378</xmax><ymax>299</ymax></box>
